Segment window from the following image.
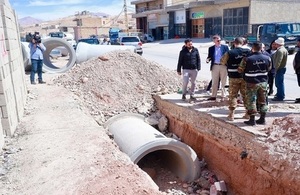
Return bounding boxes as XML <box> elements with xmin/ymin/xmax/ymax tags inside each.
<box><xmin>266</xmin><ymin>25</ymin><xmax>275</xmax><ymax>34</ymax></box>
<box><xmin>121</xmin><ymin>37</ymin><xmax>140</xmax><ymax>42</ymax></box>
<box><xmin>223</xmin><ymin>7</ymin><xmax>249</xmax><ymax>36</ymax></box>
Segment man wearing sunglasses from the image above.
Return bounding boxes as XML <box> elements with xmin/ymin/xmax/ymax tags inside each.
<box><xmin>206</xmin><ymin>35</ymin><xmax>229</xmax><ymax>101</ymax></box>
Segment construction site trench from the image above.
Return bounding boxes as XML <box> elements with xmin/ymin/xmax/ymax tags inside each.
<box><xmin>52</xmin><ymin>50</ymin><xmax>299</xmax><ymax>195</ymax></box>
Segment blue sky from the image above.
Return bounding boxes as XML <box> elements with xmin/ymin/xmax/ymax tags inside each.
<box><xmin>9</xmin><ymin>0</ymin><xmax>135</xmax><ymax>20</ymax></box>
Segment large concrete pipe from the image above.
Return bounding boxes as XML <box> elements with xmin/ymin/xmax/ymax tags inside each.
<box><xmin>42</xmin><ymin>38</ymin><xmax>76</xmax><ymax>73</ymax></box>
<box><xmin>75</xmin><ymin>42</ymin><xmax>136</xmax><ymax>64</ymax></box>
<box><xmin>21</xmin><ymin>42</ymin><xmax>31</xmax><ymax>71</ymax></box>
<box><xmin>21</xmin><ymin>38</ymin><xmax>76</xmax><ymax>73</ymax></box>
<box><xmin>104</xmin><ymin>113</ymin><xmax>201</xmax><ymax>182</ymax></box>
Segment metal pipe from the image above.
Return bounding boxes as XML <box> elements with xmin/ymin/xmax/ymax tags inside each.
<box><xmin>104</xmin><ymin>113</ymin><xmax>200</xmax><ymax>182</ymax></box>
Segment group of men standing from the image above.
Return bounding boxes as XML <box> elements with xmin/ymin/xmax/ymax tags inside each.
<box><xmin>177</xmin><ymin>35</ymin><xmax>300</xmax><ymax>126</ymax></box>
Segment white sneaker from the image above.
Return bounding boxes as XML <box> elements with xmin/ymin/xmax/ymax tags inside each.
<box><xmin>206</xmin><ymin>91</ymin><xmax>210</xmax><ymax>95</ymax></box>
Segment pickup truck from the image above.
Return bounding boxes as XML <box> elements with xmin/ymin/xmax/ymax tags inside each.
<box><xmin>224</xmin><ymin>22</ymin><xmax>300</xmax><ymax>54</ymax></box>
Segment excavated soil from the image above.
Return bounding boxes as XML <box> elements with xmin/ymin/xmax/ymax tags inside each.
<box><xmin>54</xmin><ymin>50</ymin><xmax>300</xmax><ymax>194</ymax></box>
<box><xmin>54</xmin><ymin>51</ymin><xmax>182</xmax><ymax>125</ymax></box>
<box><xmin>1</xmin><ymin>50</ymin><xmax>299</xmax><ymax>194</ymax></box>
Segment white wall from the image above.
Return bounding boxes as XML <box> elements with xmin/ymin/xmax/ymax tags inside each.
<box><xmin>0</xmin><ymin>0</ymin><xmax>27</xmax><ymax>148</ymax></box>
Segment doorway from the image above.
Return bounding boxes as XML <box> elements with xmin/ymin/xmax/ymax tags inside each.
<box><xmin>192</xmin><ymin>18</ymin><xmax>204</xmax><ymax>38</ymax></box>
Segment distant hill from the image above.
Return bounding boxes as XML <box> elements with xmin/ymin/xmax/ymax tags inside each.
<box><xmin>18</xmin><ymin>16</ymin><xmax>43</xmax><ymax>26</ymax></box>
<box><xmin>91</xmin><ymin>12</ymin><xmax>110</xmax><ymax>18</ymax></box>
<box><xmin>18</xmin><ymin>12</ymin><xmax>112</xmax><ymax>27</ymax></box>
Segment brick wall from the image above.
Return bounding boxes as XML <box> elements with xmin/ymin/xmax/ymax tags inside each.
<box><xmin>0</xmin><ymin>0</ymin><xmax>27</xmax><ymax>147</ymax></box>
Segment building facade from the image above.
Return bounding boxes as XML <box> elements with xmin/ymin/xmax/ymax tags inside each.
<box><xmin>131</xmin><ymin>0</ymin><xmax>300</xmax><ymax>40</ymax></box>
<box><xmin>20</xmin><ymin>11</ymin><xmax>137</xmax><ymax>41</ymax></box>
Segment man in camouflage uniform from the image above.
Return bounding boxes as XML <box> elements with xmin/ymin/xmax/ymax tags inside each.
<box><xmin>238</xmin><ymin>42</ymin><xmax>272</xmax><ymax>126</ymax></box>
<box><xmin>221</xmin><ymin>37</ymin><xmax>251</xmax><ymax>121</ymax></box>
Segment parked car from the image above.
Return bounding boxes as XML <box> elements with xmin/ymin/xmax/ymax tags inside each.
<box><xmin>143</xmin><ymin>34</ymin><xmax>154</xmax><ymax>43</ymax></box>
<box><xmin>75</xmin><ymin>38</ymin><xmax>100</xmax><ymax>50</ymax></box>
<box><xmin>119</xmin><ymin>36</ymin><xmax>143</xmax><ymax>55</ymax></box>
<box><xmin>49</xmin><ymin>49</ymin><xmax>62</xmax><ymax>59</ymax></box>
<box><xmin>78</xmin><ymin>38</ymin><xmax>100</xmax><ymax>45</ymax></box>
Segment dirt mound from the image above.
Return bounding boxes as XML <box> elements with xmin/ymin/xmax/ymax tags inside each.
<box><xmin>259</xmin><ymin>114</ymin><xmax>300</xmax><ymax>168</ymax></box>
<box><xmin>54</xmin><ymin>51</ymin><xmax>182</xmax><ymax>124</ymax></box>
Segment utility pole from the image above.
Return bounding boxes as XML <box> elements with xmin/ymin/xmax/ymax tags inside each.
<box><xmin>124</xmin><ymin>0</ymin><xmax>129</xmax><ymax>35</ymax></box>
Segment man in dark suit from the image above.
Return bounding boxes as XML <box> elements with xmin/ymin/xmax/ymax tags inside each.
<box><xmin>206</xmin><ymin>35</ymin><xmax>229</xmax><ymax>101</ymax></box>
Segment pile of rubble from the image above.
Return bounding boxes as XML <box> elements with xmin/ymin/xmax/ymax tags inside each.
<box><xmin>54</xmin><ymin>51</ymin><xmax>182</xmax><ymax>125</ymax></box>
<box><xmin>258</xmin><ymin>114</ymin><xmax>300</xmax><ymax>169</ymax></box>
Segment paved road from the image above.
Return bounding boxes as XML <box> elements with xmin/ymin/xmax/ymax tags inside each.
<box><xmin>143</xmin><ymin>39</ymin><xmax>300</xmax><ymax>101</ymax></box>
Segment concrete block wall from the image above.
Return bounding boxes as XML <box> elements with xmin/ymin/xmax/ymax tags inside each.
<box><xmin>0</xmin><ymin>0</ymin><xmax>27</xmax><ymax>147</ymax></box>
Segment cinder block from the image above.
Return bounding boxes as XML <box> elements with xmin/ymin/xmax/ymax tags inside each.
<box><xmin>5</xmin><ymin>38</ymin><xmax>18</xmax><ymax>51</ymax></box>
<box><xmin>0</xmin><ymin>124</ymin><xmax>3</xmax><ymax>149</ymax></box>
<box><xmin>0</xmin><ymin>12</ymin><xmax>2</xmax><ymax>28</ymax></box>
<box><xmin>0</xmin><ymin>28</ymin><xmax>9</xmax><ymax>65</ymax></box>
<box><xmin>0</xmin><ymin>5</ymin><xmax>14</xmax><ymax>22</ymax></box>
<box><xmin>1</xmin><ymin>96</ymin><xmax>18</xmax><ymax>136</ymax></box>
<box><xmin>11</xmin><ymin>58</ymin><xmax>20</xmax><ymax>72</ymax></box>
<box><xmin>1</xmin><ymin>16</ymin><xmax>13</xmax><ymax>30</ymax></box>
<box><xmin>0</xmin><ymin>62</ymin><xmax>10</xmax><ymax>80</ymax></box>
<box><xmin>2</xmin><ymin>116</ymin><xmax>17</xmax><ymax>136</ymax></box>
<box><xmin>0</xmin><ymin>0</ymin><xmax>11</xmax><ymax>7</ymax></box>
<box><xmin>9</xmin><ymin>70</ymin><xmax>26</xmax><ymax>122</ymax></box>
<box><xmin>3</xmin><ymin>27</ymin><xmax>17</xmax><ymax>40</ymax></box>
<box><xmin>0</xmin><ymin>81</ymin><xmax>3</xmax><ymax>93</ymax></box>
<box><xmin>1</xmin><ymin>105</ymin><xmax>7</xmax><ymax>117</ymax></box>
<box><xmin>0</xmin><ymin>93</ymin><xmax>5</xmax><ymax>106</ymax></box>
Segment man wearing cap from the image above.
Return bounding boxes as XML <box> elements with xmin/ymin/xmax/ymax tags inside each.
<box><xmin>177</xmin><ymin>38</ymin><xmax>201</xmax><ymax>101</ymax></box>
<box><xmin>221</xmin><ymin>37</ymin><xmax>251</xmax><ymax>121</ymax></box>
<box><xmin>272</xmin><ymin>37</ymin><xmax>288</xmax><ymax>101</ymax></box>
<box><xmin>293</xmin><ymin>38</ymin><xmax>300</xmax><ymax>103</ymax></box>
<box><xmin>206</xmin><ymin>35</ymin><xmax>229</xmax><ymax>101</ymax></box>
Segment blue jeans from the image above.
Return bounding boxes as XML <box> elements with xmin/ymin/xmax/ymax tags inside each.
<box><xmin>30</xmin><ymin>59</ymin><xmax>43</xmax><ymax>82</ymax></box>
<box><xmin>275</xmin><ymin>67</ymin><xmax>286</xmax><ymax>100</ymax></box>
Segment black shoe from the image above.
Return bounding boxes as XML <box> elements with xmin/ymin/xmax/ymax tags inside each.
<box><xmin>182</xmin><ymin>94</ymin><xmax>186</xmax><ymax>100</ymax></box>
<box><xmin>295</xmin><ymin>99</ymin><xmax>300</xmax><ymax>103</ymax></box>
<box><xmin>31</xmin><ymin>81</ymin><xmax>36</xmax><ymax>85</ymax></box>
<box><xmin>38</xmin><ymin>80</ymin><xmax>46</xmax><ymax>84</ymax></box>
<box><xmin>244</xmin><ymin>115</ymin><xmax>256</xmax><ymax>126</ymax></box>
<box><xmin>271</xmin><ymin>97</ymin><xmax>284</xmax><ymax>101</ymax></box>
<box><xmin>190</xmin><ymin>95</ymin><xmax>196</xmax><ymax>101</ymax></box>
<box><xmin>207</xmin><ymin>97</ymin><xmax>216</xmax><ymax>101</ymax></box>
<box><xmin>268</xmin><ymin>90</ymin><xmax>273</xmax><ymax>96</ymax></box>
<box><xmin>256</xmin><ymin>113</ymin><xmax>266</xmax><ymax>125</ymax></box>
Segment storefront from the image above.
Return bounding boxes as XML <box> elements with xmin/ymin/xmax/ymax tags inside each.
<box><xmin>174</xmin><ymin>10</ymin><xmax>186</xmax><ymax>38</ymax></box>
<box><xmin>191</xmin><ymin>11</ymin><xmax>205</xmax><ymax>38</ymax></box>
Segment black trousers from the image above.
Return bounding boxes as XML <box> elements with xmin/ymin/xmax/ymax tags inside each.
<box><xmin>268</xmin><ymin>72</ymin><xmax>275</xmax><ymax>94</ymax></box>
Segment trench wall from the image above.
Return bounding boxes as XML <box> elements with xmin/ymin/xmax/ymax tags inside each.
<box><xmin>0</xmin><ymin>0</ymin><xmax>27</xmax><ymax>147</ymax></box>
<box><xmin>154</xmin><ymin>95</ymin><xmax>299</xmax><ymax>195</ymax></box>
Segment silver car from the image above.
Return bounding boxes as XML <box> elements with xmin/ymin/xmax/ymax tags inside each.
<box><xmin>119</xmin><ymin>36</ymin><xmax>143</xmax><ymax>55</ymax></box>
